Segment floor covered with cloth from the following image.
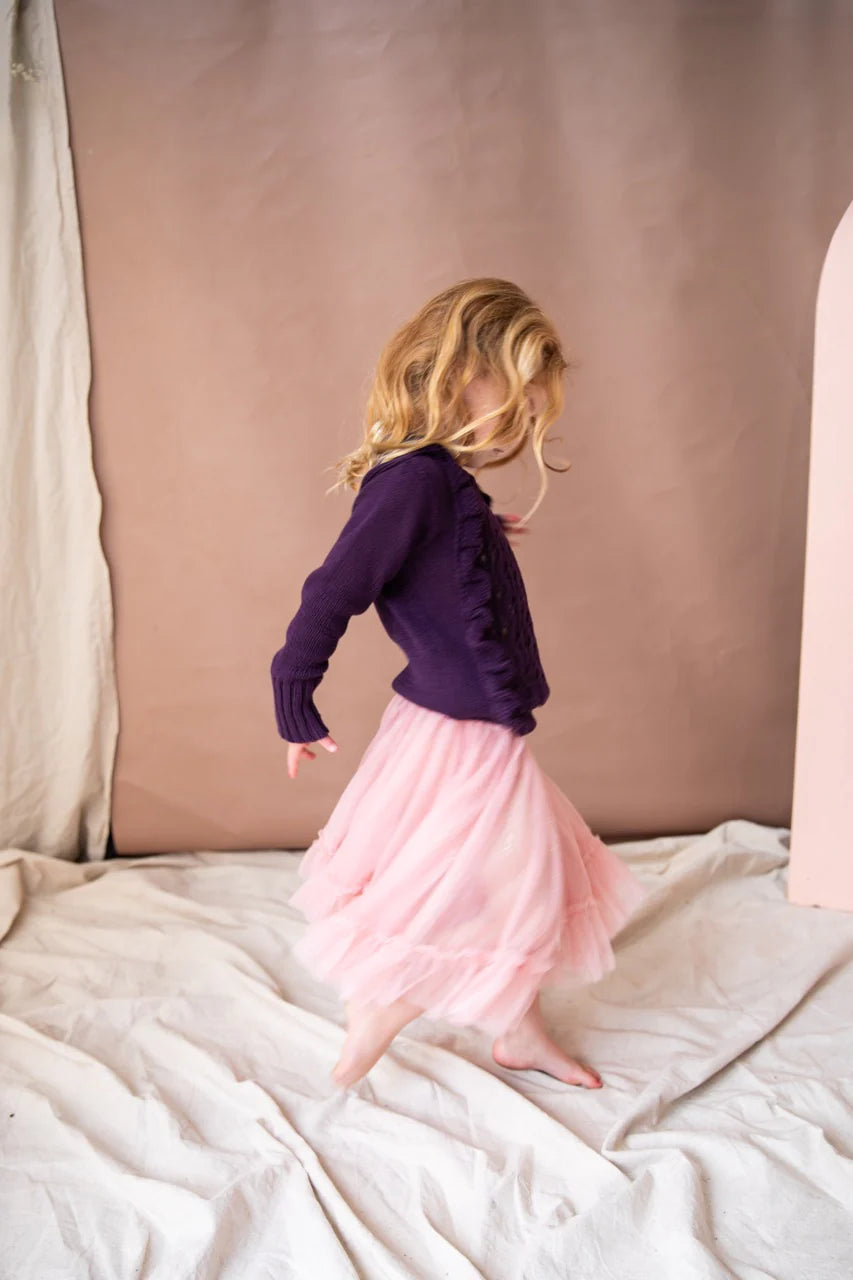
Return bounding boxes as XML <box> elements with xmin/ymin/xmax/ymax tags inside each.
<box><xmin>1</xmin><ymin>818</ymin><xmax>851</xmax><ymax>1279</ymax></box>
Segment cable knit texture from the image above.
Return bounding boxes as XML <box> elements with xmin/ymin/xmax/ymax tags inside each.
<box><xmin>447</xmin><ymin>457</ymin><xmax>550</xmax><ymax>735</ymax></box>
<box><xmin>270</xmin><ymin>442</ymin><xmax>550</xmax><ymax>741</ymax></box>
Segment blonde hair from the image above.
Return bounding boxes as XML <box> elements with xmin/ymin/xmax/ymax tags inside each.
<box><xmin>325</xmin><ymin>277</ymin><xmax>574</xmax><ymax>523</ymax></box>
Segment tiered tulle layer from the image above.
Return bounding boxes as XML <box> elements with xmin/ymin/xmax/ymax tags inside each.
<box><xmin>289</xmin><ymin>693</ymin><xmax>648</xmax><ymax>1036</ymax></box>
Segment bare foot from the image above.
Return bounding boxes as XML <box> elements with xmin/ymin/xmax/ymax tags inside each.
<box><xmin>492</xmin><ymin>993</ymin><xmax>602</xmax><ymax>1088</ymax></box>
<box><xmin>332</xmin><ymin>996</ymin><xmax>423</xmax><ymax>1089</ymax></box>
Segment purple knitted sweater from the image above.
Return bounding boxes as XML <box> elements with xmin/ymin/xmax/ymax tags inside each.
<box><xmin>270</xmin><ymin>442</ymin><xmax>550</xmax><ymax>741</ymax></box>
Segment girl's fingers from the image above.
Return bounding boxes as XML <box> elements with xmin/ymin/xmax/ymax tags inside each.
<box><xmin>287</xmin><ymin>744</ymin><xmax>312</xmax><ymax>779</ymax></box>
<box><xmin>287</xmin><ymin>739</ymin><xmax>336</xmax><ymax>779</ymax></box>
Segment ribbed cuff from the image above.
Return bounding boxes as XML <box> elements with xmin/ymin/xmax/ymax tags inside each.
<box><xmin>272</xmin><ymin>674</ymin><xmax>330</xmax><ymax>743</ymax></box>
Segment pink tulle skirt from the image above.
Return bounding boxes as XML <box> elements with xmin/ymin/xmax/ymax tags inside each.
<box><xmin>289</xmin><ymin>692</ymin><xmax>648</xmax><ymax>1036</ymax></box>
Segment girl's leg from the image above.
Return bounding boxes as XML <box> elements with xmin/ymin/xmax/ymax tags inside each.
<box><xmin>492</xmin><ymin>990</ymin><xmax>602</xmax><ymax>1087</ymax></box>
<box><xmin>332</xmin><ymin>995</ymin><xmax>424</xmax><ymax>1089</ymax></box>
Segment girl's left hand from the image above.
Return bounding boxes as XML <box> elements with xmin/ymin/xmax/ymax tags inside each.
<box><xmin>498</xmin><ymin>512</ymin><xmax>529</xmax><ymax>543</ymax></box>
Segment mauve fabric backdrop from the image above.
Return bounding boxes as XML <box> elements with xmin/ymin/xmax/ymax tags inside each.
<box><xmin>54</xmin><ymin>1</ymin><xmax>853</xmax><ymax>853</ymax></box>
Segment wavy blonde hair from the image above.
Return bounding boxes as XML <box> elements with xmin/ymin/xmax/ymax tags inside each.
<box><xmin>325</xmin><ymin>277</ymin><xmax>574</xmax><ymax>523</ymax></box>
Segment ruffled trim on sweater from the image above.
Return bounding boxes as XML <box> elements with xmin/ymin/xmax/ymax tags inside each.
<box><xmin>445</xmin><ymin>462</ymin><xmax>536</xmax><ymax>736</ymax></box>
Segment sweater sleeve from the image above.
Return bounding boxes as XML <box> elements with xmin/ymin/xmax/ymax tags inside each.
<box><xmin>270</xmin><ymin>456</ymin><xmax>446</xmax><ymax>742</ymax></box>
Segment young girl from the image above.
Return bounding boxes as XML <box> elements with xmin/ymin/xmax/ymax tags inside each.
<box><xmin>270</xmin><ymin>277</ymin><xmax>647</xmax><ymax>1091</ymax></box>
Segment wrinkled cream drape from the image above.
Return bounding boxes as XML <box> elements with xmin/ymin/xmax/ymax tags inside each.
<box><xmin>0</xmin><ymin>0</ymin><xmax>117</xmax><ymax>859</ymax></box>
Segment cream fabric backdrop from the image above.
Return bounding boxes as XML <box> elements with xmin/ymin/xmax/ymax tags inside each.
<box><xmin>0</xmin><ymin>0</ymin><xmax>117</xmax><ymax>860</ymax></box>
<box><xmin>3</xmin><ymin>820</ymin><xmax>852</xmax><ymax>1277</ymax></box>
<box><xmin>53</xmin><ymin>1</ymin><xmax>853</xmax><ymax>854</ymax></box>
